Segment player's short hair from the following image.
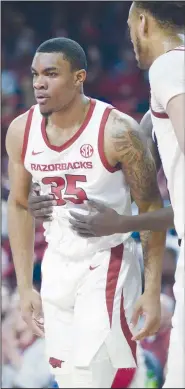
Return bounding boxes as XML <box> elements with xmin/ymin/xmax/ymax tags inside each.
<box><xmin>36</xmin><ymin>37</ymin><xmax>87</xmax><ymax>71</ymax></box>
<box><xmin>134</xmin><ymin>1</ymin><xmax>185</xmax><ymax>29</ymax></box>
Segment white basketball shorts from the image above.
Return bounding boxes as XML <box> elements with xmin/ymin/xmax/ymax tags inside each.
<box><xmin>40</xmin><ymin>237</ymin><xmax>142</xmax><ymax>385</ymax></box>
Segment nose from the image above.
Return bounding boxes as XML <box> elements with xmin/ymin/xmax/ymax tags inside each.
<box><xmin>33</xmin><ymin>75</ymin><xmax>47</xmax><ymax>90</ymax></box>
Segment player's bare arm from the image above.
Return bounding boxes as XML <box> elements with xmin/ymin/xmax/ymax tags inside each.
<box><xmin>121</xmin><ymin>111</ymin><xmax>174</xmax><ymax>231</ymax></box>
<box><xmin>140</xmin><ymin>110</ymin><xmax>161</xmax><ymax>171</ymax></box>
<box><xmin>135</xmin><ymin>110</ymin><xmax>174</xmax><ymax>230</ymax></box>
<box><xmin>109</xmin><ymin>110</ymin><xmax>165</xmax><ymax>340</ymax></box>
<box><xmin>109</xmin><ymin>111</ymin><xmax>165</xmax><ymax>276</ymax></box>
<box><xmin>6</xmin><ymin>113</ymin><xmax>44</xmax><ymax>337</ymax></box>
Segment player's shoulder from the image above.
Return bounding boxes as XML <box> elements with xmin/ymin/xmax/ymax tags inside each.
<box><xmin>107</xmin><ymin>108</ymin><xmax>139</xmax><ymax>136</ymax></box>
<box><xmin>149</xmin><ymin>46</ymin><xmax>184</xmax><ymax>81</ymax></box>
<box><xmin>104</xmin><ymin>108</ymin><xmax>142</xmax><ymax>159</ymax></box>
<box><xmin>7</xmin><ymin>110</ymin><xmax>30</xmax><ymax>135</ymax></box>
<box><xmin>6</xmin><ymin>109</ymin><xmax>31</xmax><ymax>160</ymax></box>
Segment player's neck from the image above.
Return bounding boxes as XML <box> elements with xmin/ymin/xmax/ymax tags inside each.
<box><xmin>151</xmin><ymin>30</ymin><xmax>184</xmax><ymax>63</ymax></box>
<box><xmin>49</xmin><ymin>94</ymin><xmax>90</xmax><ymax>130</ymax></box>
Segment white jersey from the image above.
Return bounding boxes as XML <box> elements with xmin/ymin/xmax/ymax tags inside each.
<box><xmin>23</xmin><ymin>99</ymin><xmax>132</xmax><ymax>257</ymax></box>
<box><xmin>149</xmin><ymin>45</ymin><xmax>185</xmax><ymax>239</ymax></box>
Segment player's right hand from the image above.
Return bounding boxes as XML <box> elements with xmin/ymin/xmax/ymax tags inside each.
<box><xmin>28</xmin><ymin>183</ymin><xmax>56</xmax><ymax>221</ymax></box>
<box><xmin>130</xmin><ymin>291</ymin><xmax>161</xmax><ymax>341</ymax></box>
<box><xmin>20</xmin><ymin>289</ymin><xmax>45</xmax><ymax>337</ymax></box>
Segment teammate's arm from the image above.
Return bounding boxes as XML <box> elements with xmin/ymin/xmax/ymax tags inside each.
<box><xmin>116</xmin><ymin>110</ymin><xmax>174</xmax><ymax>232</ymax></box>
<box><xmin>129</xmin><ymin>110</ymin><xmax>174</xmax><ymax>231</ymax></box>
<box><xmin>111</xmin><ymin>112</ymin><xmax>165</xmax><ymax>340</ymax></box>
<box><xmin>166</xmin><ymin>94</ymin><xmax>185</xmax><ymax>155</ymax></box>
<box><xmin>140</xmin><ymin>110</ymin><xmax>161</xmax><ymax>170</ymax></box>
<box><xmin>6</xmin><ymin>114</ymin><xmax>44</xmax><ymax>337</ymax></box>
<box><xmin>111</xmin><ymin>112</ymin><xmax>165</xmax><ymax>288</ymax></box>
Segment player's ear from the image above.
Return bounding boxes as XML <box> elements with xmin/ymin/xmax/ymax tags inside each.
<box><xmin>139</xmin><ymin>13</ymin><xmax>149</xmax><ymax>37</ymax></box>
<box><xmin>74</xmin><ymin>69</ymin><xmax>86</xmax><ymax>87</ymax></box>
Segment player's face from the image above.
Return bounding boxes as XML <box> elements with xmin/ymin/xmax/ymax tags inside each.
<box><xmin>31</xmin><ymin>53</ymin><xmax>86</xmax><ymax>116</ymax></box>
<box><xmin>128</xmin><ymin>3</ymin><xmax>152</xmax><ymax>70</ymax></box>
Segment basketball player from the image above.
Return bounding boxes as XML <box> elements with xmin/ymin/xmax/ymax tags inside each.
<box><xmin>30</xmin><ymin>110</ymin><xmax>174</xmax><ymax>233</ymax></box>
<box><xmin>27</xmin><ymin>106</ymin><xmax>174</xmax><ymax>389</ymax></box>
<box><xmin>66</xmin><ymin>2</ymin><xmax>185</xmax><ymax>387</ymax></box>
<box><xmin>6</xmin><ymin>37</ymin><xmax>165</xmax><ymax>388</ymax></box>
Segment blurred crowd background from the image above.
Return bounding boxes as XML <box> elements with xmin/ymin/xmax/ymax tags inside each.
<box><xmin>1</xmin><ymin>2</ymin><xmax>180</xmax><ymax>388</ymax></box>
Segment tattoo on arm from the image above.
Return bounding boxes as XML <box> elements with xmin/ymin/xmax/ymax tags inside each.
<box><xmin>110</xmin><ymin>114</ymin><xmax>164</xmax><ymax>292</ymax></box>
<box><xmin>111</xmin><ymin>116</ymin><xmax>160</xmax><ymax>202</ymax></box>
<box><xmin>140</xmin><ymin>229</ymin><xmax>163</xmax><ymax>293</ymax></box>
<box><xmin>140</xmin><ymin>230</ymin><xmax>151</xmax><ymax>287</ymax></box>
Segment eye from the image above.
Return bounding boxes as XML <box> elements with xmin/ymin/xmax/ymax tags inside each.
<box><xmin>31</xmin><ymin>72</ymin><xmax>38</xmax><ymax>78</ymax></box>
<box><xmin>48</xmin><ymin>73</ymin><xmax>57</xmax><ymax>78</ymax></box>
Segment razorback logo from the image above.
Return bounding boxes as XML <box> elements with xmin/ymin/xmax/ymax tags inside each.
<box><xmin>49</xmin><ymin>357</ymin><xmax>63</xmax><ymax>369</ymax></box>
<box><xmin>30</xmin><ymin>161</ymin><xmax>93</xmax><ymax>171</ymax></box>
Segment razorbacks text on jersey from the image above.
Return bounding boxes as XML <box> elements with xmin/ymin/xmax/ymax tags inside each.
<box><xmin>150</xmin><ymin>45</ymin><xmax>185</xmax><ymax>239</ymax></box>
<box><xmin>22</xmin><ymin>99</ymin><xmax>132</xmax><ymax>257</ymax></box>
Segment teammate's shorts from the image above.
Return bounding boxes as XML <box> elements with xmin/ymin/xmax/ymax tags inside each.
<box><xmin>163</xmin><ymin>237</ymin><xmax>185</xmax><ymax>388</ymax></box>
<box><xmin>41</xmin><ymin>238</ymin><xmax>142</xmax><ymax>387</ymax></box>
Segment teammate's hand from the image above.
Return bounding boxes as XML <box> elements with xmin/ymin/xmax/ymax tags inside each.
<box><xmin>69</xmin><ymin>201</ymin><xmax>128</xmax><ymax>237</ymax></box>
<box><xmin>20</xmin><ymin>289</ymin><xmax>45</xmax><ymax>337</ymax></box>
<box><xmin>130</xmin><ymin>292</ymin><xmax>161</xmax><ymax>341</ymax></box>
<box><xmin>28</xmin><ymin>183</ymin><xmax>56</xmax><ymax>221</ymax></box>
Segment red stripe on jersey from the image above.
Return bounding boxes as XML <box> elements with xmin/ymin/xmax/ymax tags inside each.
<box><xmin>105</xmin><ymin>243</ymin><xmax>137</xmax><ymax>365</ymax></box>
<box><xmin>120</xmin><ymin>289</ymin><xmax>137</xmax><ymax>364</ymax></box>
<box><xmin>106</xmin><ymin>244</ymin><xmax>124</xmax><ymax>326</ymax></box>
<box><xmin>41</xmin><ymin>98</ymin><xmax>96</xmax><ymax>153</ymax></box>
<box><xmin>111</xmin><ymin>368</ymin><xmax>136</xmax><ymax>388</ymax></box>
<box><xmin>98</xmin><ymin>106</ymin><xmax>120</xmax><ymax>172</ymax></box>
<box><xmin>21</xmin><ymin>106</ymin><xmax>35</xmax><ymax>163</ymax></box>
<box><xmin>151</xmin><ymin>108</ymin><xmax>169</xmax><ymax>119</ymax></box>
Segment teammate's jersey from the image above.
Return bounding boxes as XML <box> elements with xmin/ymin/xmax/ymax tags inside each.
<box><xmin>23</xmin><ymin>99</ymin><xmax>132</xmax><ymax>257</ymax></box>
<box><xmin>149</xmin><ymin>45</ymin><xmax>185</xmax><ymax>239</ymax></box>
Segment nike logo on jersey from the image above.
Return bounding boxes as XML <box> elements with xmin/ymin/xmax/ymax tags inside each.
<box><xmin>89</xmin><ymin>265</ymin><xmax>100</xmax><ymax>271</ymax></box>
<box><xmin>32</xmin><ymin>150</ymin><xmax>44</xmax><ymax>156</ymax></box>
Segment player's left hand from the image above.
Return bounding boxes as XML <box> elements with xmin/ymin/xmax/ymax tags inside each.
<box><xmin>130</xmin><ymin>292</ymin><xmax>161</xmax><ymax>341</ymax></box>
<box><xmin>69</xmin><ymin>201</ymin><xmax>125</xmax><ymax>237</ymax></box>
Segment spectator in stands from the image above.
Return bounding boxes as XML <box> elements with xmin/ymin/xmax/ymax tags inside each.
<box><xmin>2</xmin><ymin>290</ymin><xmax>51</xmax><ymax>388</ymax></box>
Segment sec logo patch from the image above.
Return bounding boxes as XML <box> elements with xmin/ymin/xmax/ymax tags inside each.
<box><xmin>80</xmin><ymin>144</ymin><xmax>94</xmax><ymax>158</ymax></box>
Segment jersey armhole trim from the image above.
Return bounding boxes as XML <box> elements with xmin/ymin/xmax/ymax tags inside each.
<box><xmin>98</xmin><ymin>107</ymin><xmax>121</xmax><ymax>173</ymax></box>
<box><xmin>21</xmin><ymin>106</ymin><xmax>35</xmax><ymax>163</ymax></box>
<box><xmin>151</xmin><ymin>107</ymin><xmax>169</xmax><ymax>119</ymax></box>
<box><xmin>167</xmin><ymin>45</ymin><xmax>185</xmax><ymax>53</ymax></box>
